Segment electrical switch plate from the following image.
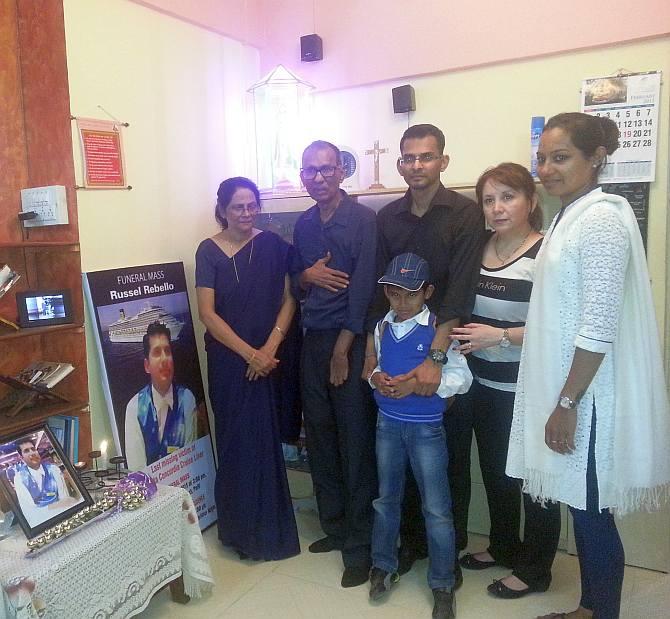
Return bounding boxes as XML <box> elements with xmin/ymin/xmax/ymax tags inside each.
<box><xmin>20</xmin><ymin>185</ymin><xmax>69</xmax><ymax>227</ymax></box>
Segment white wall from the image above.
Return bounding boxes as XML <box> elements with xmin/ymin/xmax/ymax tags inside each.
<box><xmin>63</xmin><ymin>0</ymin><xmax>260</xmax><ymax>445</ymax></box>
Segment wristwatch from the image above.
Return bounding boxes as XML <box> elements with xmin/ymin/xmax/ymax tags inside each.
<box><xmin>499</xmin><ymin>328</ymin><xmax>511</xmax><ymax>348</ymax></box>
<box><xmin>558</xmin><ymin>395</ymin><xmax>579</xmax><ymax>410</ymax></box>
<box><xmin>428</xmin><ymin>349</ymin><xmax>448</xmax><ymax>365</ymax></box>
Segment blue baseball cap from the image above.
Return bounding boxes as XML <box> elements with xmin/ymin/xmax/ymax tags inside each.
<box><xmin>378</xmin><ymin>252</ymin><xmax>430</xmax><ymax>291</ymax></box>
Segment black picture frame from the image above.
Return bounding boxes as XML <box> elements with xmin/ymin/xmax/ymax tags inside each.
<box><xmin>16</xmin><ymin>289</ymin><xmax>74</xmax><ymax>328</ymax></box>
<box><xmin>0</xmin><ymin>424</ymin><xmax>92</xmax><ymax>539</ymax></box>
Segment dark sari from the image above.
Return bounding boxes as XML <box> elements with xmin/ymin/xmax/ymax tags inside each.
<box><xmin>195</xmin><ymin>231</ymin><xmax>300</xmax><ymax>560</ymax></box>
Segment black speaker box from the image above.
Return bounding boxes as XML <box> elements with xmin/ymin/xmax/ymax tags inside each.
<box><xmin>392</xmin><ymin>84</ymin><xmax>416</xmax><ymax>113</ymax></box>
<box><xmin>301</xmin><ymin>34</ymin><xmax>323</xmax><ymax>62</ymax></box>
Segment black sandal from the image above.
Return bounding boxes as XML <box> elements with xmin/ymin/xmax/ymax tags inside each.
<box><xmin>459</xmin><ymin>553</ymin><xmax>497</xmax><ymax>570</ymax></box>
<box><xmin>487</xmin><ymin>578</ymin><xmax>548</xmax><ymax>599</ymax></box>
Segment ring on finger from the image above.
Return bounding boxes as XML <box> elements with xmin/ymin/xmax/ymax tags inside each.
<box><xmin>467</xmin><ymin>342</ymin><xmax>472</xmax><ymax>349</ymax></box>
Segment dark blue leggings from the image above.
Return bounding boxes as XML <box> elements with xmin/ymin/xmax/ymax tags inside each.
<box><xmin>568</xmin><ymin>406</ymin><xmax>625</xmax><ymax>618</ymax></box>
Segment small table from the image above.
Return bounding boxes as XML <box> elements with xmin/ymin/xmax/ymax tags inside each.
<box><xmin>0</xmin><ymin>485</ymin><xmax>213</xmax><ymax>618</ymax></box>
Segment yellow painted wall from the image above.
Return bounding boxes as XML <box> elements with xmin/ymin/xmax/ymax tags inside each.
<box><xmin>63</xmin><ymin>0</ymin><xmax>259</xmax><ymax>447</ymax></box>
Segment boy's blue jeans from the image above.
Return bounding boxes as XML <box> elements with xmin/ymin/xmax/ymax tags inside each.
<box><xmin>371</xmin><ymin>414</ymin><xmax>456</xmax><ymax>590</ymax></box>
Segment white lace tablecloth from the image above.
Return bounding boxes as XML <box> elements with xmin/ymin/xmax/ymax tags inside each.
<box><xmin>0</xmin><ymin>485</ymin><xmax>213</xmax><ymax>619</ymax></box>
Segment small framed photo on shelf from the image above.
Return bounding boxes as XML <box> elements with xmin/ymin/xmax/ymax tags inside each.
<box><xmin>0</xmin><ymin>424</ymin><xmax>92</xmax><ymax>539</ymax></box>
<box><xmin>16</xmin><ymin>289</ymin><xmax>73</xmax><ymax>328</ymax></box>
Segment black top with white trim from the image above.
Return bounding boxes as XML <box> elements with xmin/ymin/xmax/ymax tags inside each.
<box><xmin>468</xmin><ymin>237</ymin><xmax>543</xmax><ymax>392</ymax></box>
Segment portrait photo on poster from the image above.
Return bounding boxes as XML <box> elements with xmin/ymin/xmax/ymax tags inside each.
<box><xmin>93</xmin><ymin>291</ymin><xmax>209</xmax><ymax>470</ymax></box>
<box><xmin>84</xmin><ymin>262</ymin><xmax>218</xmax><ymax>529</ymax></box>
<box><xmin>0</xmin><ymin>424</ymin><xmax>92</xmax><ymax>539</ymax></box>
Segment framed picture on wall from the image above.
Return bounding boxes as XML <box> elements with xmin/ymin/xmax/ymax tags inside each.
<box><xmin>0</xmin><ymin>424</ymin><xmax>92</xmax><ymax>539</ymax></box>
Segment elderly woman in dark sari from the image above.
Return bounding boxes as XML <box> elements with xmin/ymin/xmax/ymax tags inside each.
<box><xmin>195</xmin><ymin>177</ymin><xmax>300</xmax><ymax>561</ymax></box>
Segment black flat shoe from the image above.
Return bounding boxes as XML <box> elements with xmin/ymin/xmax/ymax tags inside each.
<box><xmin>487</xmin><ymin>578</ymin><xmax>548</xmax><ymax>599</ymax></box>
<box><xmin>341</xmin><ymin>564</ymin><xmax>370</xmax><ymax>588</ymax></box>
<box><xmin>308</xmin><ymin>536</ymin><xmax>343</xmax><ymax>553</ymax></box>
<box><xmin>459</xmin><ymin>553</ymin><xmax>497</xmax><ymax>570</ymax></box>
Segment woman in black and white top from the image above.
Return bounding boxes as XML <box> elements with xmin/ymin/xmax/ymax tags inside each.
<box><xmin>450</xmin><ymin>163</ymin><xmax>561</xmax><ymax>598</ymax></box>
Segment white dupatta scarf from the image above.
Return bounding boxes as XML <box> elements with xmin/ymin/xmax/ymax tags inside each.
<box><xmin>507</xmin><ymin>189</ymin><xmax>670</xmax><ymax>514</ymax></box>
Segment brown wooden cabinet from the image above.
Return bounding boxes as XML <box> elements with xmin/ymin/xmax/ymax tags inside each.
<box><xmin>0</xmin><ymin>1</ymin><xmax>91</xmax><ymax>461</ymax></box>
<box><xmin>0</xmin><ymin>243</ymin><xmax>90</xmax><ymax>451</ymax></box>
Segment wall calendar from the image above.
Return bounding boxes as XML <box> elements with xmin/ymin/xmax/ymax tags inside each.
<box><xmin>581</xmin><ymin>71</ymin><xmax>661</xmax><ymax>183</ymax></box>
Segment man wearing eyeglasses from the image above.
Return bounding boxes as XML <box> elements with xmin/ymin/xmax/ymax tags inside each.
<box><xmin>293</xmin><ymin>140</ymin><xmax>378</xmax><ymax>589</ymax></box>
<box><xmin>365</xmin><ymin>124</ymin><xmax>486</xmax><ymax>586</ymax></box>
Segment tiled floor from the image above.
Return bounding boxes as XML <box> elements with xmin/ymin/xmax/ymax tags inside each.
<box><xmin>139</xmin><ymin>474</ymin><xmax>669</xmax><ymax>618</ymax></box>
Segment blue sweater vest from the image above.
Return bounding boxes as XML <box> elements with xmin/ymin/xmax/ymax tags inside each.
<box><xmin>374</xmin><ymin>315</ymin><xmax>446</xmax><ymax>422</ymax></box>
<box><xmin>15</xmin><ymin>462</ymin><xmax>59</xmax><ymax>506</ymax></box>
<box><xmin>136</xmin><ymin>383</ymin><xmax>189</xmax><ymax>465</ymax></box>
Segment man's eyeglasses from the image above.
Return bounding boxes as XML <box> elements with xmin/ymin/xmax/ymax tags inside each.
<box><xmin>228</xmin><ymin>203</ymin><xmax>260</xmax><ymax>215</ymax></box>
<box><xmin>397</xmin><ymin>153</ymin><xmax>441</xmax><ymax>167</ymax></box>
<box><xmin>300</xmin><ymin>165</ymin><xmax>340</xmax><ymax>180</ymax></box>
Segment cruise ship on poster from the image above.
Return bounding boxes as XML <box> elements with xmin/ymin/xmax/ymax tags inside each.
<box><xmin>107</xmin><ymin>304</ymin><xmax>184</xmax><ymax>343</ymax></box>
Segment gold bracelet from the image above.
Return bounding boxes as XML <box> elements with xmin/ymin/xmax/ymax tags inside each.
<box><xmin>274</xmin><ymin>325</ymin><xmax>285</xmax><ymax>336</ymax></box>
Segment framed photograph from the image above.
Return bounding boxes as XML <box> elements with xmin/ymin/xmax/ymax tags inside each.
<box><xmin>0</xmin><ymin>424</ymin><xmax>92</xmax><ymax>538</ymax></box>
<box><xmin>16</xmin><ymin>289</ymin><xmax>73</xmax><ymax>328</ymax></box>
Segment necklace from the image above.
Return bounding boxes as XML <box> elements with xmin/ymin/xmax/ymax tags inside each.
<box><xmin>228</xmin><ymin>237</ymin><xmax>254</xmax><ymax>283</ymax></box>
<box><xmin>494</xmin><ymin>230</ymin><xmax>531</xmax><ymax>265</ymax></box>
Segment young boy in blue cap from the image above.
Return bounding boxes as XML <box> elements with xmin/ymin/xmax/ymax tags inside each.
<box><xmin>368</xmin><ymin>252</ymin><xmax>472</xmax><ymax>619</ymax></box>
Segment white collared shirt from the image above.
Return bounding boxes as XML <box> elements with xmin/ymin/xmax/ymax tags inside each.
<box><xmin>152</xmin><ymin>384</ymin><xmax>174</xmax><ymax>442</ymax></box>
<box><xmin>27</xmin><ymin>464</ymin><xmax>45</xmax><ymax>487</ymax></box>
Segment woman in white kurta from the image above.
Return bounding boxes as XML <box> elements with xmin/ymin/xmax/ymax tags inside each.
<box><xmin>506</xmin><ymin>112</ymin><xmax>670</xmax><ymax>619</ymax></box>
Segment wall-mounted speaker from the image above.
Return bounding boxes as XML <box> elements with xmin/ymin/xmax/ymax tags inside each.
<box><xmin>300</xmin><ymin>34</ymin><xmax>323</xmax><ymax>62</ymax></box>
<box><xmin>392</xmin><ymin>85</ymin><xmax>416</xmax><ymax>113</ymax></box>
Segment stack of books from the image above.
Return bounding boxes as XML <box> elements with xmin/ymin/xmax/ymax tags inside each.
<box><xmin>0</xmin><ymin>361</ymin><xmax>75</xmax><ymax>417</ymax></box>
<box><xmin>0</xmin><ymin>264</ymin><xmax>20</xmax><ymax>299</ymax></box>
<box><xmin>16</xmin><ymin>361</ymin><xmax>75</xmax><ymax>389</ymax></box>
<box><xmin>47</xmin><ymin>414</ymin><xmax>80</xmax><ymax>462</ymax></box>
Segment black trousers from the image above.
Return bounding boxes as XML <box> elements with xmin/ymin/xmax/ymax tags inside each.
<box><xmin>472</xmin><ymin>381</ymin><xmax>560</xmax><ymax>588</ymax></box>
<box><xmin>301</xmin><ymin>329</ymin><xmax>377</xmax><ymax>568</ymax></box>
<box><xmin>570</xmin><ymin>405</ymin><xmax>624</xmax><ymax>618</ymax></box>
<box><xmin>399</xmin><ymin>392</ymin><xmax>472</xmax><ymax>557</ymax></box>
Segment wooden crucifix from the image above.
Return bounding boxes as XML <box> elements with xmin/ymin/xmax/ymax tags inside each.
<box><xmin>365</xmin><ymin>140</ymin><xmax>388</xmax><ymax>189</ymax></box>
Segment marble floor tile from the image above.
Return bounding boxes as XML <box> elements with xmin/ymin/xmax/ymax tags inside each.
<box><xmin>138</xmin><ymin>504</ymin><xmax>669</xmax><ymax>618</ymax></box>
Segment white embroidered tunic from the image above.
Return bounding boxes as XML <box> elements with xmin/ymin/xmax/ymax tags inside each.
<box><xmin>506</xmin><ymin>188</ymin><xmax>670</xmax><ymax>514</ymax></box>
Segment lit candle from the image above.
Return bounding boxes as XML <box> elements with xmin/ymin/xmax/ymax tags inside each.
<box><xmin>100</xmin><ymin>440</ymin><xmax>108</xmax><ymax>471</ymax></box>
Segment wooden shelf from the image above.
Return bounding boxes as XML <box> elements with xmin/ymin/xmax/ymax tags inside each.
<box><xmin>1</xmin><ymin>4</ymin><xmax>91</xmax><ymax>465</ymax></box>
<box><xmin>0</xmin><ymin>241</ymin><xmax>80</xmax><ymax>249</ymax></box>
<box><xmin>0</xmin><ymin>323</ymin><xmax>84</xmax><ymax>342</ymax></box>
<box><xmin>2</xmin><ymin>399</ymin><xmax>88</xmax><ymax>437</ymax></box>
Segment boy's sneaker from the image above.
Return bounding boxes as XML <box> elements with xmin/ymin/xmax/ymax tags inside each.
<box><xmin>369</xmin><ymin>567</ymin><xmax>399</xmax><ymax>601</ymax></box>
<box><xmin>432</xmin><ymin>588</ymin><xmax>456</xmax><ymax>619</ymax></box>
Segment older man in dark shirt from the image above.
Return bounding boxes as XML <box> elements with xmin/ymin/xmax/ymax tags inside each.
<box><xmin>293</xmin><ymin>140</ymin><xmax>378</xmax><ymax>588</ymax></box>
<box><xmin>365</xmin><ymin>124</ymin><xmax>486</xmax><ymax>586</ymax></box>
